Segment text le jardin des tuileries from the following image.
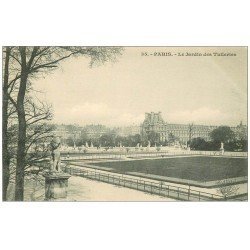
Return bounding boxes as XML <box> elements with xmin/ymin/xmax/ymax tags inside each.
<box><xmin>141</xmin><ymin>51</ymin><xmax>237</xmax><ymax>57</ymax></box>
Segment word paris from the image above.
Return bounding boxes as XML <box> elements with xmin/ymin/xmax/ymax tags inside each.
<box><xmin>141</xmin><ymin>51</ymin><xmax>237</xmax><ymax>57</ymax></box>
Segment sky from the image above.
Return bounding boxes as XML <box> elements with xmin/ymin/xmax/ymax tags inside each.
<box><xmin>33</xmin><ymin>47</ymin><xmax>247</xmax><ymax>127</ymax></box>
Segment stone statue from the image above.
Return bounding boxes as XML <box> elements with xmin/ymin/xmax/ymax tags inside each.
<box><xmin>49</xmin><ymin>136</ymin><xmax>61</xmax><ymax>173</ymax></box>
<box><xmin>220</xmin><ymin>142</ymin><xmax>225</xmax><ymax>155</ymax></box>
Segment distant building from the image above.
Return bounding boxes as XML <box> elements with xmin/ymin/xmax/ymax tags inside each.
<box><xmin>82</xmin><ymin>124</ymin><xmax>111</xmax><ymax>139</ymax></box>
<box><xmin>54</xmin><ymin>124</ymin><xmax>113</xmax><ymax>142</ymax></box>
<box><xmin>53</xmin><ymin>112</ymin><xmax>247</xmax><ymax>144</ymax></box>
<box><xmin>115</xmin><ymin>125</ymin><xmax>141</xmax><ymax>137</ymax></box>
<box><xmin>140</xmin><ymin>112</ymin><xmax>247</xmax><ymax>143</ymax></box>
<box><xmin>53</xmin><ymin>124</ymin><xmax>81</xmax><ymax>144</ymax></box>
<box><xmin>231</xmin><ymin>121</ymin><xmax>247</xmax><ymax>140</ymax></box>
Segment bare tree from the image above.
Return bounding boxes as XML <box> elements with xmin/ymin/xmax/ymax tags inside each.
<box><xmin>2</xmin><ymin>46</ymin><xmax>20</xmax><ymax>200</ymax></box>
<box><xmin>2</xmin><ymin>47</ymin><xmax>12</xmax><ymax>200</ymax></box>
<box><xmin>3</xmin><ymin>46</ymin><xmax>123</xmax><ymax>201</ymax></box>
<box><xmin>3</xmin><ymin>95</ymin><xmax>54</xmax><ymax>200</ymax></box>
<box><xmin>24</xmin><ymin>97</ymin><xmax>53</xmax><ymax>172</ymax></box>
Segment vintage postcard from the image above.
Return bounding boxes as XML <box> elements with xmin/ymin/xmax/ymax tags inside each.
<box><xmin>2</xmin><ymin>46</ymin><xmax>248</xmax><ymax>201</ymax></box>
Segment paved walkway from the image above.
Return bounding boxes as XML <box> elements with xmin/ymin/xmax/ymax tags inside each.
<box><xmin>6</xmin><ymin>175</ymin><xmax>174</xmax><ymax>201</ymax></box>
<box><xmin>67</xmin><ymin>176</ymin><xmax>175</xmax><ymax>201</ymax></box>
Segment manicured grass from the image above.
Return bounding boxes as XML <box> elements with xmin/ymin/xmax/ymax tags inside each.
<box><xmin>91</xmin><ymin>156</ymin><xmax>248</xmax><ymax>182</ymax></box>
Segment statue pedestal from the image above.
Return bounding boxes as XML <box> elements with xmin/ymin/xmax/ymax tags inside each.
<box><xmin>43</xmin><ymin>172</ymin><xmax>71</xmax><ymax>200</ymax></box>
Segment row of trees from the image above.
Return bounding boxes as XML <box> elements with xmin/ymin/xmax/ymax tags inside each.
<box><xmin>66</xmin><ymin>133</ymin><xmax>147</xmax><ymax>148</ymax></box>
<box><xmin>63</xmin><ymin>125</ymin><xmax>247</xmax><ymax>151</ymax></box>
<box><xmin>64</xmin><ymin>130</ymin><xmax>182</xmax><ymax>148</ymax></box>
<box><xmin>2</xmin><ymin>46</ymin><xmax>123</xmax><ymax>201</ymax></box>
<box><xmin>188</xmin><ymin>126</ymin><xmax>247</xmax><ymax>152</ymax></box>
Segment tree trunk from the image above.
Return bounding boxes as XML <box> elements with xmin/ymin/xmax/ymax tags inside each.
<box><xmin>2</xmin><ymin>93</ymin><xmax>11</xmax><ymax>201</ymax></box>
<box><xmin>15</xmin><ymin>105</ymin><xmax>27</xmax><ymax>200</ymax></box>
<box><xmin>15</xmin><ymin>47</ymin><xmax>28</xmax><ymax>201</ymax></box>
<box><xmin>2</xmin><ymin>47</ymin><xmax>11</xmax><ymax>201</ymax></box>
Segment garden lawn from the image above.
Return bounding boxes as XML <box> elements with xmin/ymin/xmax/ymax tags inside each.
<box><xmin>90</xmin><ymin>156</ymin><xmax>248</xmax><ymax>182</ymax></box>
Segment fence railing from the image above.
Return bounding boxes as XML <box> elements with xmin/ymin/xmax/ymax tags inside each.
<box><xmin>61</xmin><ymin>150</ymin><xmax>247</xmax><ymax>161</ymax></box>
<box><xmin>61</xmin><ymin>165</ymin><xmax>226</xmax><ymax>201</ymax></box>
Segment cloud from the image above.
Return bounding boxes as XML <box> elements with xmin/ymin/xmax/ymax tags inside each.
<box><xmin>54</xmin><ymin>102</ymin><xmax>145</xmax><ymax>126</ymax></box>
<box><xmin>167</xmin><ymin>107</ymin><xmax>231</xmax><ymax>125</ymax></box>
<box><xmin>54</xmin><ymin>103</ymin><xmax>243</xmax><ymax>127</ymax></box>
<box><xmin>70</xmin><ymin>103</ymin><xmax>110</xmax><ymax>118</ymax></box>
<box><xmin>108</xmin><ymin>113</ymin><xmax>145</xmax><ymax>126</ymax></box>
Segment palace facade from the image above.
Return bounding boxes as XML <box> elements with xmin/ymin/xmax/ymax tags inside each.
<box><xmin>140</xmin><ymin>112</ymin><xmax>247</xmax><ymax>143</ymax></box>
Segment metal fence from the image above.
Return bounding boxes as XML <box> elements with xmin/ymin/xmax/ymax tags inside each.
<box><xmin>61</xmin><ymin>165</ymin><xmax>227</xmax><ymax>201</ymax></box>
<box><xmin>61</xmin><ymin>150</ymin><xmax>247</xmax><ymax>161</ymax></box>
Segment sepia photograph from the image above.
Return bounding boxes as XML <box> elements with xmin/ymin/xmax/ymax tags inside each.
<box><xmin>1</xmin><ymin>2</ymin><xmax>250</xmax><ymax>250</ymax></box>
<box><xmin>2</xmin><ymin>46</ymin><xmax>248</xmax><ymax>202</ymax></box>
